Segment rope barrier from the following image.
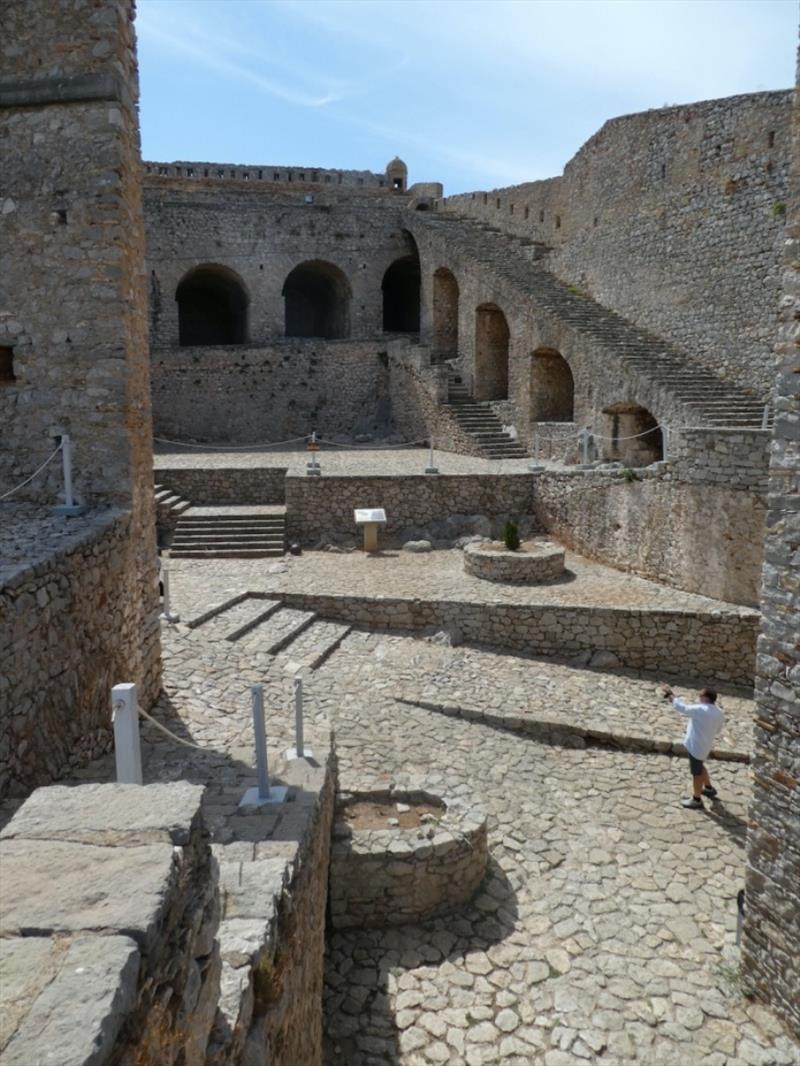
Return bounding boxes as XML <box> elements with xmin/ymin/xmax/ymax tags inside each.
<box><xmin>0</xmin><ymin>443</ymin><xmax>63</xmax><ymax>502</ymax></box>
<box><xmin>138</xmin><ymin>705</ymin><xmax>209</xmax><ymax>751</ymax></box>
<box><xmin>153</xmin><ymin>435</ymin><xmax>308</xmax><ymax>450</ymax></box>
<box><xmin>314</xmin><ymin>436</ymin><xmax>431</xmax><ymax>450</ymax></box>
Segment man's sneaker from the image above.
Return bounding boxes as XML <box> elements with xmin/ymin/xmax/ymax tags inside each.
<box><xmin>682</xmin><ymin>797</ymin><xmax>705</xmax><ymax>810</ymax></box>
<box><xmin>702</xmin><ymin>786</ymin><xmax>718</xmax><ymax>799</ymax></box>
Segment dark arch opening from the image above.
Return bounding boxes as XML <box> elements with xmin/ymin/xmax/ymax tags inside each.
<box><xmin>475</xmin><ymin>303</ymin><xmax>509</xmax><ymax>401</ymax></box>
<box><xmin>602</xmin><ymin>402</ymin><xmax>663</xmax><ymax>466</ymax></box>
<box><xmin>432</xmin><ymin>268</ymin><xmax>459</xmax><ymax>361</ymax></box>
<box><xmin>382</xmin><ymin>254</ymin><xmax>421</xmax><ymax>332</ymax></box>
<box><xmin>531</xmin><ymin>348</ymin><xmax>574</xmax><ymax>421</ymax></box>
<box><xmin>176</xmin><ymin>265</ymin><xmax>248</xmax><ymax>346</ymax></box>
<box><xmin>283</xmin><ymin>260</ymin><xmax>351</xmax><ymax>339</ymax></box>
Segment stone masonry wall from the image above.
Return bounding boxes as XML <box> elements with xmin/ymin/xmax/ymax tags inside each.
<box><xmin>741</xmin><ymin>70</ymin><xmax>800</xmax><ymax>1038</ymax></box>
<box><xmin>669</xmin><ymin>428</ymin><xmax>770</xmax><ymax>491</ymax></box>
<box><xmin>155</xmin><ymin>466</ymin><xmax>288</xmax><ymax>505</ymax></box>
<box><xmin>0</xmin><ymin>508</ymin><xmax>161</xmax><ymax>799</ymax></box>
<box><xmin>441</xmin><ymin>91</ymin><xmax>791</xmax><ymax>397</ymax></box>
<box><xmin>533</xmin><ymin>470</ymin><xmax>766</xmax><ymax>607</ymax></box>
<box><xmin>0</xmin><ymin>783</ymin><xmax>220</xmax><ymax>1066</ymax></box>
<box><xmin>285</xmin><ymin>473</ymin><xmax>534</xmax><ymax>543</ymax></box>
<box><xmin>151</xmin><ymin>340</ymin><xmax>395</xmax><ymax>444</ymax></box>
<box><xmin>277</xmin><ymin>591</ymin><xmax>758</xmax><ymax>686</ymax></box>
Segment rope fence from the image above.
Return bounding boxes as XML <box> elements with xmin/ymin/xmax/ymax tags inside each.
<box><xmin>0</xmin><ymin>442</ymin><xmax>63</xmax><ymax>501</ymax></box>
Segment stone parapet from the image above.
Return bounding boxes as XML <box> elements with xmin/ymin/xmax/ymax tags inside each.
<box><xmin>0</xmin><ymin>782</ymin><xmax>220</xmax><ymax>1065</ymax></box>
<box><xmin>329</xmin><ymin>782</ymin><xmax>488</xmax><ymax>929</ymax></box>
<box><xmin>670</xmin><ymin>427</ymin><xmax>770</xmax><ymax>491</ymax></box>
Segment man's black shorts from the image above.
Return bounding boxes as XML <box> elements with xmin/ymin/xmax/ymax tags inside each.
<box><xmin>688</xmin><ymin>753</ymin><xmax>704</xmax><ymax>776</ymax></box>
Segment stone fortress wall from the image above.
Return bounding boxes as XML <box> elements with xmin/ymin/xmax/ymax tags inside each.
<box><xmin>0</xmin><ymin>0</ymin><xmax>161</xmax><ymax>792</ymax></box>
<box><xmin>440</xmin><ymin>91</ymin><xmax>792</xmax><ymax>398</ymax></box>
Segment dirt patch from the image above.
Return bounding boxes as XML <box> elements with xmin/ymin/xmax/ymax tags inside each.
<box><xmin>337</xmin><ymin>798</ymin><xmax>445</xmax><ymax>830</ymax></box>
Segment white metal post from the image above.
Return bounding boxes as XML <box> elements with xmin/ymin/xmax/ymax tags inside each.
<box><xmin>761</xmin><ymin>405</ymin><xmax>770</xmax><ymax>430</ymax></box>
<box><xmin>53</xmin><ymin>433</ymin><xmax>85</xmax><ymax>515</ymax></box>
<box><xmin>529</xmin><ymin>429</ymin><xmax>543</xmax><ymax>472</ymax></box>
<box><xmin>661</xmin><ymin>424</ymin><xmax>669</xmax><ymax>462</ymax></box>
<box><xmin>240</xmin><ymin>684</ymin><xmax>287</xmax><ymax>806</ymax></box>
<box><xmin>425</xmin><ymin>437</ymin><xmax>439</xmax><ymax>474</ymax></box>
<box><xmin>160</xmin><ymin>566</ymin><xmax>180</xmax><ymax>624</ymax></box>
<box><xmin>286</xmin><ymin>673</ymin><xmax>314</xmax><ymax>761</ymax></box>
<box><xmin>112</xmin><ymin>682</ymin><xmax>143</xmax><ymax>785</ymax></box>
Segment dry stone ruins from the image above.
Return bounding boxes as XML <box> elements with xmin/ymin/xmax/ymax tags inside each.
<box><xmin>0</xmin><ymin>1</ymin><xmax>798</xmax><ymax>1064</ymax></box>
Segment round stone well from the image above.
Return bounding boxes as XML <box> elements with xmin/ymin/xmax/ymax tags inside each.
<box><xmin>463</xmin><ymin>537</ymin><xmax>565</xmax><ymax>583</ymax></box>
<box><xmin>329</xmin><ymin>783</ymin><xmax>488</xmax><ymax>929</ymax></box>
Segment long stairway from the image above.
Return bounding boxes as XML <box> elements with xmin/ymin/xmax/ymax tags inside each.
<box><xmin>169</xmin><ymin>507</ymin><xmax>286</xmax><ymax>559</ymax></box>
<box><xmin>188</xmin><ymin>593</ymin><xmax>350</xmax><ymax>672</ymax></box>
<box><xmin>418</xmin><ymin>215</ymin><xmax>768</xmax><ymax>429</ymax></box>
<box><xmin>444</xmin><ymin>371</ymin><xmax>528</xmax><ymax>459</ymax></box>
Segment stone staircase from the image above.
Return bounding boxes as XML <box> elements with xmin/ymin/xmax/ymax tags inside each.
<box><xmin>154</xmin><ymin>483</ymin><xmax>192</xmax><ymax>520</ymax></box>
<box><xmin>418</xmin><ymin>215</ymin><xmax>769</xmax><ymax>429</ymax></box>
<box><xmin>169</xmin><ymin>509</ymin><xmax>286</xmax><ymax>559</ymax></box>
<box><xmin>188</xmin><ymin>594</ymin><xmax>350</xmax><ymax>672</ymax></box>
<box><xmin>444</xmin><ymin>370</ymin><xmax>528</xmax><ymax>459</ymax></box>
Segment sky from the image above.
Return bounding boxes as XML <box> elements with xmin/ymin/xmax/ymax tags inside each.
<box><xmin>136</xmin><ymin>0</ymin><xmax>797</xmax><ymax>195</ymax></box>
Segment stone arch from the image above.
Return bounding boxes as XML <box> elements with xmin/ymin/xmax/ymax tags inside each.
<box><xmin>474</xmin><ymin>303</ymin><xmax>509</xmax><ymax>401</ymax></box>
<box><xmin>432</xmin><ymin>268</ymin><xmax>459</xmax><ymax>360</ymax></box>
<box><xmin>602</xmin><ymin>402</ymin><xmax>663</xmax><ymax>466</ymax></box>
<box><xmin>176</xmin><ymin>264</ymin><xmax>248</xmax><ymax>346</ymax></box>
<box><xmin>283</xmin><ymin>260</ymin><xmax>351</xmax><ymax>339</ymax></box>
<box><xmin>382</xmin><ymin>235</ymin><xmax>421</xmax><ymax>333</ymax></box>
<box><xmin>531</xmin><ymin>348</ymin><xmax>574</xmax><ymax>421</ymax></box>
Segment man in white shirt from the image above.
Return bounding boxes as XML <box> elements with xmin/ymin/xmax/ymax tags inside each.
<box><xmin>660</xmin><ymin>684</ymin><xmax>725</xmax><ymax>810</ymax></box>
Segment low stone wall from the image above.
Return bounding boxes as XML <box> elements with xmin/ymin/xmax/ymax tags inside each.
<box><xmin>329</xmin><ymin>784</ymin><xmax>488</xmax><ymax>929</ymax></box>
<box><xmin>670</xmin><ymin>428</ymin><xmax>770</xmax><ymax>491</ymax></box>
<box><xmin>285</xmin><ymin>473</ymin><xmax>534</xmax><ymax>542</ymax></box>
<box><xmin>531</xmin><ymin>422</ymin><xmax>579</xmax><ymax>463</ymax></box>
<box><xmin>533</xmin><ymin>470</ymin><xmax>766</xmax><ymax>607</ymax></box>
<box><xmin>463</xmin><ymin>539</ymin><xmax>565</xmax><ymax>583</ymax></box>
<box><xmin>0</xmin><ymin>508</ymin><xmax>161</xmax><ymax>799</ymax></box>
<box><xmin>154</xmin><ymin>466</ymin><xmax>288</xmax><ymax>505</ymax></box>
<box><xmin>0</xmin><ymin>783</ymin><xmax>220</xmax><ymax>1066</ymax></box>
<box><xmin>275</xmin><ymin>592</ymin><xmax>759</xmax><ymax>685</ymax></box>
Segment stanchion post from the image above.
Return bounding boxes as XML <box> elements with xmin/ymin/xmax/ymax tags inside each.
<box><xmin>425</xmin><ymin>437</ymin><xmax>439</xmax><ymax>475</ymax></box>
<box><xmin>53</xmin><ymin>433</ymin><xmax>85</xmax><ymax>516</ymax></box>
<box><xmin>529</xmin><ymin>429</ymin><xmax>544</xmax><ymax>472</ymax></box>
<box><xmin>112</xmin><ymin>682</ymin><xmax>143</xmax><ymax>785</ymax></box>
<box><xmin>578</xmin><ymin>428</ymin><xmax>593</xmax><ymax>469</ymax></box>
<box><xmin>240</xmin><ymin>684</ymin><xmax>288</xmax><ymax>806</ymax></box>
<box><xmin>286</xmin><ymin>673</ymin><xmax>314</xmax><ymax>760</ymax></box>
<box><xmin>761</xmin><ymin>405</ymin><xmax>770</xmax><ymax>431</ymax></box>
<box><xmin>661</xmin><ymin>424</ymin><xmax>670</xmax><ymax>462</ymax></box>
<box><xmin>160</xmin><ymin>566</ymin><xmax>180</xmax><ymax>624</ymax></box>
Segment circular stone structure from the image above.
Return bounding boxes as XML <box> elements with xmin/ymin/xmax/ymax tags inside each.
<box><xmin>463</xmin><ymin>538</ymin><xmax>565</xmax><ymax>583</ymax></box>
<box><xmin>329</xmin><ymin>782</ymin><xmax>488</xmax><ymax>929</ymax></box>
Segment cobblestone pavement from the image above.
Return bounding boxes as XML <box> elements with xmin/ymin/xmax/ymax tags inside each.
<box><xmin>167</xmin><ymin>551</ymin><xmax>754</xmax><ymax>626</ymax></box>
<box><xmin>154</xmin><ymin>444</ymin><xmax>537</xmax><ymax>477</ymax></box>
<box><xmin>312</xmin><ymin>631</ymin><xmax>798</xmax><ymax>1066</ymax></box>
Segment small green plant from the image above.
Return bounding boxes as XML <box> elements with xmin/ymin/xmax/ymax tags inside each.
<box><xmin>567</xmin><ymin>284</ymin><xmax>584</xmax><ymax>297</ymax></box>
<box><xmin>503</xmin><ymin>521</ymin><xmax>520</xmax><ymax>551</ymax></box>
<box><xmin>621</xmin><ymin>467</ymin><xmax>638</xmax><ymax>483</ymax></box>
<box><xmin>771</xmin><ymin>201</ymin><xmax>787</xmax><ymax>217</ymax></box>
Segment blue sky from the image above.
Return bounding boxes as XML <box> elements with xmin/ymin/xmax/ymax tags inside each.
<box><xmin>136</xmin><ymin>0</ymin><xmax>797</xmax><ymax>194</ymax></box>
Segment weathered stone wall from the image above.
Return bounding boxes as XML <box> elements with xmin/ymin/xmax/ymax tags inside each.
<box><xmin>284</xmin><ymin>473</ymin><xmax>535</xmax><ymax>542</ymax></box>
<box><xmin>0</xmin><ymin>508</ymin><xmax>161</xmax><ymax>799</ymax></box>
<box><xmin>741</xmin><ymin>70</ymin><xmax>800</xmax><ymax>1038</ymax></box>
<box><xmin>330</xmin><ymin>785</ymin><xmax>488</xmax><ymax>929</ymax></box>
<box><xmin>0</xmin><ymin>782</ymin><xmax>220</xmax><ymax>1066</ymax></box>
<box><xmin>151</xmin><ymin>340</ymin><xmax>394</xmax><ymax>443</ymax></box>
<box><xmin>144</xmin><ymin>187</ymin><xmax>414</xmax><ymax>348</ymax></box>
<box><xmin>0</xmin><ymin>0</ymin><xmax>161</xmax><ymax>786</ymax></box>
<box><xmin>533</xmin><ymin>470</ymin><xmax>766</xmax><ymax>607</ymax></box>
<box><xmin>276</xmin><ymin>591</ymin><xmax>758</xmax><ymax>685</ymax></box>
<box><xmin>155</xmin><ymin>465</ymin><xmax>288</xmax><ymax>505</ymax></box>
<box><xmin>441</xmin><ymin>91</ymin><xmax>791</xmax><ymax>397</ymax></box>
<box><xmin>669</xmin><ymin>428</ymin><xmax>770</xmax><ymax>491</ymax></box>
<box><xmin>463</xmin><ymin>539</ymin><xmax>565</xmax><ymax>584</ymax></box>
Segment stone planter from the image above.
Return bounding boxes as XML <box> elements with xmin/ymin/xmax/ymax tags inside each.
<box><xmin>329</xmin><ymin>783</ymin><xmax>488</xmax><ymax>929</ymax></box>
<box><xmin>463</xmin><ymin>538</ymin><xmax>565</xmax><ymax>583</ymax></box>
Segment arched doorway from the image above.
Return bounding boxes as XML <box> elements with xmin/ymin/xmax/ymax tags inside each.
<box><xmin>531</xmin><ymin>348</ymin><xmax>574</xmax><ymax>421</ymax></box>
<box><xmin>283</xmin><ymin>260</ymin><xmax>351</xmax><ymax>339</ymax></box>
<box><xmin>602</xmin><ymin>402</ymin><xmax>663</xmax><ymax>466</ymax></box>
<box><xmin>432</xmin><ymin>268</ymin><xmax>459</xmax><ymax>360</ymax></box>
<box><xmin>176</xmin><ymin>265</ymin><xmax>248</xmax><ymax>346</ymax></box>
<box><xmin>474</xmin><ymin>303</ymin><xmax>509</xmax><ymax>400</ymax></box>
<box><xmin>382</xmin><ymin>253</ymin><xmax>421</xmax><ymax>332</ymax></box>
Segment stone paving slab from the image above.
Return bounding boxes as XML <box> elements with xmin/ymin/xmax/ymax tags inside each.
<box><xmin>0</xmin><ymin>935</ymin><xmax>140</xmax><ymax>1066</ymax></box>
<box><xmin>183</xmin><ymin>504</ymin><xmax>287</xmax><ymax>516</ymax></box>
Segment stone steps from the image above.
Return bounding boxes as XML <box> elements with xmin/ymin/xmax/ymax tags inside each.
<box><xmin>237</xmin><ymin>607</ymin><xmax>318</xmax><ymax>655</ymax></box>
<box><xmin>271</xmin><ymin>619</ymin><xmax>352</xmax><ymax>674</ymax></box>
<box><xmin>421</xmin><ymin>215</ymin><xmax>770</xmax><ymax>429</ymax></box>
<box><xmin>170</xmin><ymin>510</ymin><xmax>286</xmax><ymax>559</ymax></box>
<box><xmin>154</xmin><ymin>483</ymin><xmax>192</xmax><ymax>518</ymax></box>
<box><xmin>443</xmin><ymin>377</ymin><xmax>528</xmax><ymax>458</ymax></box>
